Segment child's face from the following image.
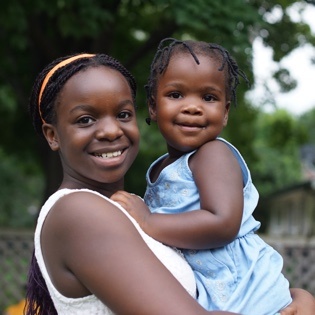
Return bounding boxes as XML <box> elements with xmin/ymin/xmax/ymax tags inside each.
<box><xmin>150</xmin><ymin>53</ymin><xmax>230</xmax><ymax>155</ymax></box>
<box><xmin>44</xmin><ymin>66</ymin><xmax>139</xmax><ymax>190</ymax></box>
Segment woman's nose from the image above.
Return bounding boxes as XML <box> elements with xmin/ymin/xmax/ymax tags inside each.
<box><xmin>95</xmin><ymin>118</ymin><xmax>123</xmax><ymax>141</ymax></box>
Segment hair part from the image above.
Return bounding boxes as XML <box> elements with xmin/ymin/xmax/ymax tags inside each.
<box><xmin>145</xmin><ymin>37</ymin><xmax>249</xmax><ymax>107</ymax></box>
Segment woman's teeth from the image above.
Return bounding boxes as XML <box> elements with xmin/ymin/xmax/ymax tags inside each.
<box><xmin>95</xmin><ymin>151</ymin><xmax>122</xmax><ymax>159</ymax></box>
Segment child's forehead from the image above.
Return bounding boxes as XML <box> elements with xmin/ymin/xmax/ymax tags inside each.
<box><xmin>166</xmin><ymin>52</ymin><xmax>223</xmax><ymax>74</ymax></box>
<box><xmin>158</xmin><ymin>54</ymin><xmax>226</xmax><ymax>89</ymax></box>
<box><xmin>170</xmin><ymin>47</ymin><xmax>221</xmax><ymax>63</ymax></box>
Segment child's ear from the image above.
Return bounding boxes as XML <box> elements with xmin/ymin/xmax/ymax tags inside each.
<box><xmin>223</xmin><ymin>102</ymin><xmax>231</xmax><ymax>126</ymax></box>
<box><xmin>148</xmin><ymin>98</ymin><xmax>157</xmax><ymax>122</ymax></box>
<box><xmin>42</xmin><ymin>123</ymin><xmax>60</xmax><ymax>151</ymax></box>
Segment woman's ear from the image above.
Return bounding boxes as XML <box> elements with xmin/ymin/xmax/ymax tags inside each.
<box><xmin>42</xmin><ymin>123</ymin><xmax>60</xmax><ymax>151</ymax></box>
<box><xmin>223</xmin><ymin>102</ymin><xmax>231</xmax><ymax>126</ymax></box>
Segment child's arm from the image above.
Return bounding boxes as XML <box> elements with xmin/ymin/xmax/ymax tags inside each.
<box><xmin>112</xmin><ymin>140</ymin><xmax>243</xmax><ymax>250</ymax></box>
<box><xmin>183</xmin><ymin>139</ymin><xmax>244</xmax><ymax>249</ymax></box>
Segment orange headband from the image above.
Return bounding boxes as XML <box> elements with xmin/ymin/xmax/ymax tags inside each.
<box><xmin>38</xmin><ymin>53</ymin><xmax>95</xmax><ymax>123</ymax></box>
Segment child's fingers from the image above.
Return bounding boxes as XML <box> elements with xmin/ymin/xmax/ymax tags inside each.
<box><xmin>279</xmin><ymin>305</ymin><xmax>297</xmax><ymax>315</ymax></box>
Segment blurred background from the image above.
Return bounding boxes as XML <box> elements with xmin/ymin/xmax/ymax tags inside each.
<box><xmin>1</xmin><ymin>0</ymin><xmax>315</xmax><ymax>313</ymax></box>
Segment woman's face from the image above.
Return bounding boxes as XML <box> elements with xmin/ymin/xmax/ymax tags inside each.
<box><xmin>45</xmin><ymin>66</ymin><xmax>140</xmax><ymax>193</ymax></box>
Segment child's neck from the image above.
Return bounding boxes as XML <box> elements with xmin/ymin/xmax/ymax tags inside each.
<box><xmin>150</xmin><ymin>154</ymin><xmax>181</xmax><ymax>183</ymax></box>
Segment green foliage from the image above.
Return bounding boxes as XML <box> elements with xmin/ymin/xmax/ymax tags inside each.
<box><xmin>251</xmin><ymin>109</ymin><xmax>308</xmax><ymax>195</ymax></box>
<box><xmin>252</xmin><ymin>144</ymin><xmax>302</xmax><ymax>195</ymax></box>
<box><xmin>222</xmin><ymin>100</ymin><xmax>261</xmax><ymax>164</ymax></box>
<box><xmin>273</xmin><ymin>68</ymin><xmax>297</xmax><ymax>92</ymax></box>
<box><xmin>0</xmin><ymin>149</ymin><xmax>43</xmax><ymax>228</ymax></box>
<box><xmin>299</xmin><ymin>108</ymin><xmax>315</xmax><ymax>143</ymax></box>
<box><xmin>262</xmin><ymin>109</ymin><xmax>308</xmax><ymax>148</ymax></box>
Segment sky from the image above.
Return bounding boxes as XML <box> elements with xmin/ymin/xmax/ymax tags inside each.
<box><xmin>247</xmin><ymin>3</ymin><xmax>315</xmax><ymax>116</ymax></box>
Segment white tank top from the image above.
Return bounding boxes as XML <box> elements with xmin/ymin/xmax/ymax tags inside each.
<box><xmin>35</xmin><ymin>188</ymin><xmax>196</xmax><ymax>314</ymax></box>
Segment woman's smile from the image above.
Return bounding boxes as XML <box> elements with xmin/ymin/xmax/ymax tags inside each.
<box><xmin>93</xmin><ymin>150</ymin><xmax>122</xmax><ymax>159</ymax></box>
<box><xmin>90</xmin><ymin>148</ymin><xmax>127</xmax><ymax>167</ymax></box>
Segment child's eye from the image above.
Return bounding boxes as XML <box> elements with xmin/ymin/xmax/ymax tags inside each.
<box><xmin>204</xmin><ymin>94</ymin><xmax>216</xmax><ymax>102</ymax></box>
<box><xmin>118</xmin><ymin>111</ymin><xmax>132</xmax><ymax>120</ymax></box>
<box><xmin>168</xmin><ymin>92</ymin><xmax>182</xmax><ymax>99</ymax></box>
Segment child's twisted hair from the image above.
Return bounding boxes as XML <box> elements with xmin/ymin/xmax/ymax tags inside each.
<box><xmin>145</xmin><ymin>38</ymin><xmax>249</xmax><ymax>107</ymax></box>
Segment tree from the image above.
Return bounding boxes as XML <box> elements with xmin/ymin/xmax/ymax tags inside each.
<box><xmin>300</xmin><ymin>108</ymin><xmax>315</xmax><ymax>143</ymax></box>
<box><xmin>0</xmin><ymin>0</ymin><xmax>314</xmax><ymax>221</ymax></box>
<box><xmin>251</xmin><ymin>109</ymin><xmax>308</xmax><ymax>195</ymax></box>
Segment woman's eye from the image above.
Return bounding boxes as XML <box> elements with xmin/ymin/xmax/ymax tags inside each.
<box><xmin>118</xmin><ymin>111</ymin><xmax>132</xmax><ymax>120</ymax></box>
<box><xmin>77</xmin><ymin>116</ymin><xmax>94</xmax><ymax>124</ymax></box>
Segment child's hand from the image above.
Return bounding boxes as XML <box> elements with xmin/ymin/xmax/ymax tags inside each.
<box><xmin>281</xmin><ymin>288</ymin><xmax>315</xmax><ymax>315</ymax></box>
<box><xmin>111</xmin><ymin>191</ymin><xmax>151</xmax><ymax>228</ymax></box>
<box><xmin>279</xmin><ymin>305</ymin><xmax>297</xmax><ymax>315</ymax></box>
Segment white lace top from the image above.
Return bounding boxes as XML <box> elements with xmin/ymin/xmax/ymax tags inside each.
<box><xmin>35</xmin><ymin>188</ymin><xmax>196</xmax><ymax>314</ymax></box>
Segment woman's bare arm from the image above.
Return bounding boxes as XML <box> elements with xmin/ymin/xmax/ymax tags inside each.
<box><xmin>42</xmin><ymin>191</ymin><xmax>237</xmax><ymax>315</ymax></box>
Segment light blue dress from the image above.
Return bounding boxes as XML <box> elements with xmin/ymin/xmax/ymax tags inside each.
<box><xmin>144</xmin><ymin>137</ymin><xmax>292</xmax><ymax>315</ymax></box>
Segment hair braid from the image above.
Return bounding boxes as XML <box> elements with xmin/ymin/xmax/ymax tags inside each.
<box><xmin>25</xmin><ymin>251</ymin><xmax>57</xmax><ymax>315</ymax></box>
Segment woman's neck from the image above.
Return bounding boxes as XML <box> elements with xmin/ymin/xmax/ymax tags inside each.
<box><xmin>59</xmin><ymin>177</ymin><xmax>124</xmax><ymax>198</ymax></box>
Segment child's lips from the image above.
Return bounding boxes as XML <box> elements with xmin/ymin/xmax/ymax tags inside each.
<box><xmin>176</xmin><ymin>121</ymin><xmax>205</xmax><ymax>130</ymax></box>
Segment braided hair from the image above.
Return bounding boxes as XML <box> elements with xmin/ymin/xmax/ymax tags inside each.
<box><xmin>29</xmin><ymin>53</ymin><xmax>137</xmax><ymax>137</ymax></box>
<box><xmin>25</xmin><ymin>53</ymin><xmax>137</xmax><ymax>315</ymax></box>
<box><xmin>145</xmin><ymin>38</ymin><xmax>249</xmax><ymax>108</ymax></box>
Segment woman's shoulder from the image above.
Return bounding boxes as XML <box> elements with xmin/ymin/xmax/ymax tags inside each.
<box><xmin>39</xmin><ymin>188</ymin><xmax>139</xmax><ymax>265</ymax></box>
<box><xmin>50</xmin><ymin>189</ymin><xmax>127</xmax><ymax>227</ymax></box>
<box><xmin>53</xmin><ymin>188</ymin><xmax>109</xmax><ymax>207</ymax></box>
<box><xmin>37</xmin><ymin>188</ymin><xmax>133</xmax><ymax>247</ymax></box>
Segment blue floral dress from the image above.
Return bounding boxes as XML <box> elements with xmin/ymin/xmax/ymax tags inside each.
<box><xmin>144</xmin><ymin>137</ymin><xmax>292</xmax><ymax>315</ymax></box>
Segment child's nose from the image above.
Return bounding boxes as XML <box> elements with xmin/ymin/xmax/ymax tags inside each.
<box><xmin>181</xmin><ymin>102</ymin><xmax>203</xmax><ymax>115</ymax></box>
